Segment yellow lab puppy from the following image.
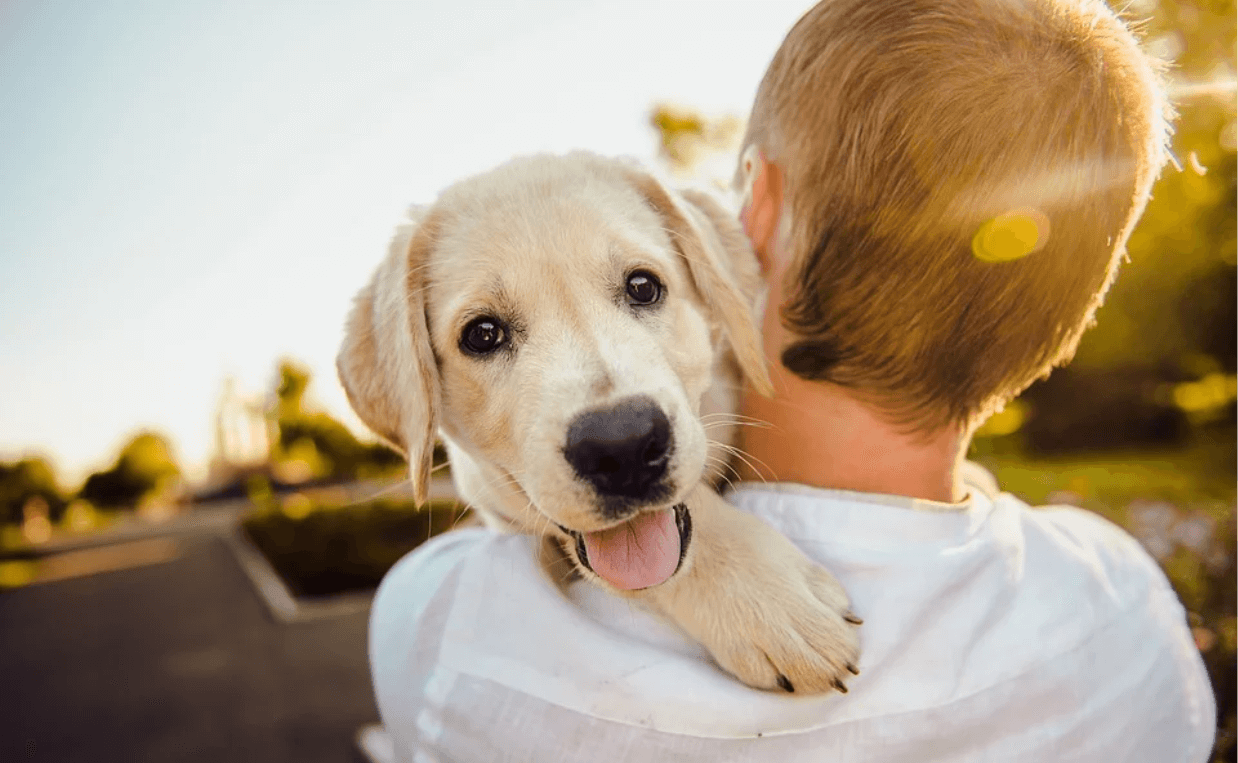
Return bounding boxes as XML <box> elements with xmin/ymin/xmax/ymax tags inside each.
<box><xmin>338</xmin><ymin>152</ymin><xmax>860</xmax><ymax>693</ymax></box>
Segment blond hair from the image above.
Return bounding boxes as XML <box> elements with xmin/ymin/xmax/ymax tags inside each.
<box><xmin>742</xmin><ymin>0</ymin><xmax>1171</xmax><ymax>430</ymax></box>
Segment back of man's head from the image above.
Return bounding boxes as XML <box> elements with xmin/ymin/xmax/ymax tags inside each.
<box><xmin>742</xmin><ymin>0</ymin><xmax>1171</xmax><ymax>431</ymax></box>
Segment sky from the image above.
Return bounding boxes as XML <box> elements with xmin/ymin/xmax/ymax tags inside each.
<box><xmin>0</xmin><ymin>0</ymin><xmax>816</xmax><ymax>486</ymax></box>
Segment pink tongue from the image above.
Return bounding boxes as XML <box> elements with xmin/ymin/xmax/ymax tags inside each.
<box><xmin>581</xmin><ymin>509</ymin><xmax>680</xmax><ymax>590</ymax></box>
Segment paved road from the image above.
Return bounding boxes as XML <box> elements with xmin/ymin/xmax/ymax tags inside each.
<box><xmin>1</xmin><ymin>532</ymin><xmax>378</xmax><ymax>763</ymax></box>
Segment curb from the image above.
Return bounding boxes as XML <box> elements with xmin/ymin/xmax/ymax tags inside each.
<box><xmin>223</xmin><ymin>527</ymin><xmax>373</xmax><ymax>624</ymax></box>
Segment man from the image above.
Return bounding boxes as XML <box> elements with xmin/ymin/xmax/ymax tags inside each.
<box><xmin>367</xmin><ymin>0</ymin><xmax>1216</xmax><ymax>759</ymax></box>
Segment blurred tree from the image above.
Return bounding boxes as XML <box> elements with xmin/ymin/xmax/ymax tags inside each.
<box><xmin>269</xmin><ymin>360</ymin><xmax>404</xmax><ymax>482</ymax></box>
<box><xmin>0</xmin><ymin>458</ymin><xmax>64</xmax><ymax>526</ymax></box>
<box><xmin>78</xmin><ymin>432</ymin><xmax>181</xmax><ymax>509</ymax></box>
<box><xmin>1071</xmin><ymin>0</ymin><xmax>1236</xmax><ymax>375</ymax></box>
<box><xmin>1010</xmin><ymin>0</ymin><xmax>1238</xmax><ymax>453</ymax></box>
<box><xmin>650</xmin><ymin>103</ymin><xmax>743</xmax><ymax>182</ymax></box>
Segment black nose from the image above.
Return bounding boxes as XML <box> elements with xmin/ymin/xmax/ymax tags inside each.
<box><xmin>563</xmin><ymin>396</ymin><xmax>672</xmax><ymax>501</ymax></box>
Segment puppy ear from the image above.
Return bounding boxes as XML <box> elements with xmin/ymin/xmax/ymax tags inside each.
<box><xmin>624</xmin><ymin>170</ymin><xmax>773</xmax><ymax>395</ymax></box>
<box><xmin>337</xmin><ymin>211</ymin><xmax>443</xmax><ymax>504</ymax></box>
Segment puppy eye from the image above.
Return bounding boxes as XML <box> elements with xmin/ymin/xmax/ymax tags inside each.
<box><xmin>460</xmin><ymin>317</ymin><xmax>507</xmax><ymax>355</ymax></box>
<box><xmin>625</xmin><ymin>270</ymin><xmax>663</xmax><ymax>306</ymax></box>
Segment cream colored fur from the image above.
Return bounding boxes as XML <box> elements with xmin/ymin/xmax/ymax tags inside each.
<box><xmin>338</xmin><ymin>152</ymin><xmax>859</xmax><ymax>693</ymax></box>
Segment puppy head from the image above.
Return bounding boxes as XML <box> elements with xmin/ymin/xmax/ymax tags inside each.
<box><xmin>338</xmin><ymin>155</ymin><xmax>768</xmax><ymax>534</ymax></box>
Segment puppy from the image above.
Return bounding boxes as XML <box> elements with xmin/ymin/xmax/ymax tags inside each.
<box><xmin>338</xmin><ymin>152</ymin><xmax>860</xmax><ymax>693</ymax></box>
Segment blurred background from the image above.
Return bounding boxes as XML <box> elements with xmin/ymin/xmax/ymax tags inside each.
<box><xmin>0</xmin><ymin>1</ymin><xmax>1233</xmax><ymax>761</ymax></box>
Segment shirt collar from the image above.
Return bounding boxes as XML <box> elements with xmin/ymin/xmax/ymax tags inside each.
<box><xmin>724</xmin><ymin>480</ymin><xmax>999</xmax><ymax>550</ymax></box>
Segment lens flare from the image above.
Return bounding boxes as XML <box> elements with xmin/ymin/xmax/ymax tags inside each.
<box><xmin>972</xmin><ymin>209</ymin><xmax>1050</xmax><ymax>263</ymax></box>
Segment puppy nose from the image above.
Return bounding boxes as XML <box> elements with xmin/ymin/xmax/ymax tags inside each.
<box><xmin>564</xmin><ymin>395</ymin><xmax>672</xmax><ymax>500</ymax></box>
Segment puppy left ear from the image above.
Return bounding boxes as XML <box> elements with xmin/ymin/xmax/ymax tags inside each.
<box><xmin>624</xmin><ymin>170</ymin><xmax>773</xmax><ymax>395</ymax></box>
<box><xmin>337</xmin><ymin>209</ymin><xmax>444</xmax><ymax>504</ymax></box>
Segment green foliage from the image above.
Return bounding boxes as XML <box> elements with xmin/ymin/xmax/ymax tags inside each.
<box><xmin>1072</xmin><ymin>0</ymin><xmax>1236</xmax><ymax>375</ymax></box>
<box><xmin>77</xmin><ymin>432</ymin><xmax>180</xmax><ymax>509</ymax></box>
<box><xmin>649</xmin><ymin>103</ymin><xmax>743</xmax><ymax>180</ymax></box>
<box><xmin>269</xmin><ymin>360</ymin><xmax>405</xmax><ymax>482</ymax></box>
<box><xmin>0</xmin><ymin>458</ymin><xmax>63</xmax><ymax>526</ymax></box>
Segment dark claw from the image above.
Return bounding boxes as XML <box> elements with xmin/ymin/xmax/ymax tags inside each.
<box><xmin>776</xmin><ymin>674</ymin><xmax>794</xmax><ymax>693</ymax></box>
<box><xmin>846</xmin><ymin>663</ymin><xmax>860</xmax><ymax>675</ymax></box>
<box><xmin>832</xmin><ymin>678</ymin><xmax>849</xmax><ymax>693</ymax></box>
<box><xmin>844</xmin><ymin>611</ymin><xmax>864</xmax><ymax>625</ymax></box>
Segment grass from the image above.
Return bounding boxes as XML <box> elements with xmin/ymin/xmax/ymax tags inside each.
<box><xmin>976</xmin><ymin>435</ymin><xmax>1234</xmax><ymax>508</ymax></box>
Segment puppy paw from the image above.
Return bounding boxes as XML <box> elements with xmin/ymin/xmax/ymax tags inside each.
<box><xmin>706</xmin><ymin>561</ymin><xmax>862</xmax><ymax>694</ymax></box>
<box><xmin>641</xmin><ymin>488</ymin><xmax>862</xmax><ymax>694</ymax></box>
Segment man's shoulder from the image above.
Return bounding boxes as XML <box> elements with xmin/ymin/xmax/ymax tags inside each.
<box><xmin>368</xmin><ymin>528</ymin><xmax>560</xmax><ymax>725</ymax></box>
<box><xmin>379</xmin><ymin>526</ymin><xmax>531</xmax><ymax>586</ymax></box>
<box><xmin>372</xmin><ymin>528</ymin><xmax>541</xmax><ymax>632</ymax></box>
<box><xmin>367</xmin><ymin>497</ymin><xmax>1215</xmax><ymax>756</ymax></box>
<box><xmin>1010</xmin><ymin>500</ymin><xmax>1217</xmax><ymax>758</ymax></box>
<box><xmin>1005</xmin><ymin>496</ymin><xmax>1176</xmax><ymax>606</ymax></box>
<box><xmin>967</xmin><ymin>460</ymin><xmax>1167</xmax><ymax>594</ymax></box>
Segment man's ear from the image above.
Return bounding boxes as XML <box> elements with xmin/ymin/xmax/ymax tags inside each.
<box><xmin>623</xmin><ymin>168</ymin><xmax>773</xmax><ymax>396</ymax></box>
<box><xmin>737</xmin><ymin>145</ymin><xmax>783</xmax><ymax>271</ymax></box>
<box><xmin>337</xmin><ymin>209</ymin><xmax>443</xmax><ymax>504</ymax></box>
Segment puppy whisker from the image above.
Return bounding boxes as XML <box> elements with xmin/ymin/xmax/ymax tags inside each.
<box><xmin>699</xmin><ymin>412</ymin><xmax>772</xmax><ymax>425</ymax></box>
<box><xmin>345</xmin><ymin>475</ymin><xmax>433</xmax><ymax>507</ymax></box>
<box><xmin>702</xmin><ymin>420</ymin><xmax>775</xmax><ymax>431</ymax></box>
<box><xmin>711</xmin><ymin>440</ymin><xmax>774</xmax><ymax>484</ymax></box>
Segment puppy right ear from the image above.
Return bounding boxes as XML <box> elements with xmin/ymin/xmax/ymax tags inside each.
<box><xmin>337</xmin><ymin>211</ymin><xmax>443</xmax><ymax>504</ymax></box>
<box><xmin>665</xmin><ymin>183</ymin><xmax>775</xmax><ymax>397</ymax></box>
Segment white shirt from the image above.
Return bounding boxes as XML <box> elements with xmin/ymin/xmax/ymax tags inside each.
<box><xmin>369</xmin><ymin>467</ymin><xmax>1216</xmax><ymax>762</ymax></box>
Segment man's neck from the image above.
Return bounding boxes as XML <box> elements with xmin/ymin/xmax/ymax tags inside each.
<box><xmin>736</xmin><ymin>364</ymin><xmax>971</xmax><ymax>503</ymax></box>
<box><xmin>736</xmin><ymin>180</ymin><xmax>969</xmax><ymax>503</ymax></box>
